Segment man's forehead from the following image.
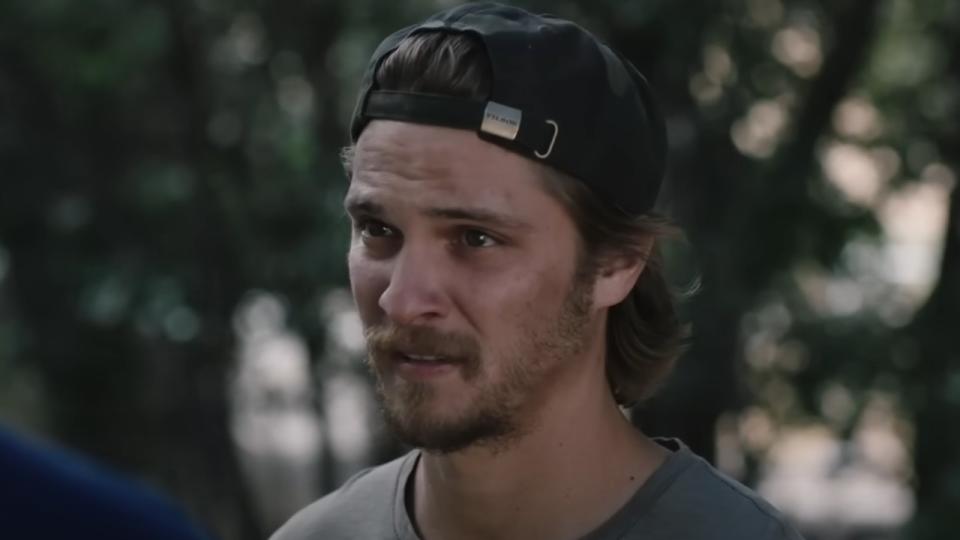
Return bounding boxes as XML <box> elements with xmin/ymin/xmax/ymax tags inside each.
<box><xmin>346</xmin><ymin>121</ymin><xmax>573</xmax><ymax>221</ymax></box>
<box><xmin>352</xmin><ymin>120</ymin><xmax>544</xmax><ymax>181</ymax></box>
<box><xmin>352</xmin><ymin>129</ymin><xmax>454</xmax><ymax>181</ymax></box>
<box><xmin>353</xmin><ymin>121</ymin><xmax>487</xmax><ymax>176</ymax></box>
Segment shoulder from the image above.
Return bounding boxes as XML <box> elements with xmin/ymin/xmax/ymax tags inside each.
<box><xmin>642</xmin><ymin>441</ymin><xmax>804</xmax><ymax>540</ymax></box>
<box><xmin>270</xmin><ymin>451</ymin><xmax>416</xmax><ymax>540</ymax></box>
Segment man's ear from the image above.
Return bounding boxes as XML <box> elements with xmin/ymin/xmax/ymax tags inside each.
<box><xmin>591</xmin><ymin>236</ymin><xmax>655</xmax><ymax>309</ymax></box>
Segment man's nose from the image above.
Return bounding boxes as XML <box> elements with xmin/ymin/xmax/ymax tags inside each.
<box><xmin>378</xmin><ymin>244</ymin><xmax>448</xmax><ymax>325</ymax></box>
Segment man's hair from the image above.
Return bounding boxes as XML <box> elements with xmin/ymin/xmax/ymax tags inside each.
<box><xmin>345</xmin><ymin>32</ymin><xmax>688</xmax><ymax>406</ymax></box>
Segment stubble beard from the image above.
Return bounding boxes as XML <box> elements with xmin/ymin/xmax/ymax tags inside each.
<box><xmin>364</xmin><ymin>276</ymin><xmax>594</xmax><ymax>455</ymax></box>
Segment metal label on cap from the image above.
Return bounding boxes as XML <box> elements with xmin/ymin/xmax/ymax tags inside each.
<box><xmin>481</xmin><ymin>101</ymin><xmax>522</xmax><ymax>141</ymax></box>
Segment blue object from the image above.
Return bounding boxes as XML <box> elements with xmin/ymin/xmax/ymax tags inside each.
<box><xmin>0</xmin><ymin>425</ymin><xmax>212</xmax><ymax>540</ymax></box>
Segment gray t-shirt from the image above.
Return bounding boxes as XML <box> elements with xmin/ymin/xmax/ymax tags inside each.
<box><xmin>271</xmin><ymin>439</ymin><xmax>805</xmax><ymax>539</ymax></box>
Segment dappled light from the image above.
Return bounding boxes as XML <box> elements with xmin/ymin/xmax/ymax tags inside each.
<box><xmin>832</xmin><ymin>96</ymin><xmax>884</xmax><ymax>141</ymax></box>
<box><xmin>759</xmin><ymin>420</ymin><xmax>914</xmax><ymax>533</ymax></box>
<box><xmin>821</xmin><ymin>142</ymin><xmax>887</xmax><ymax>206</ymax></box>
<box><xmin>230</xmin><ymin>292</ymin><xmax>322</xmax><ymax>530</ymax></box>
<box><xmin>772</xmin><ymin>24</ymin><xmax>822</xmax><ymax>78</ymax></box>
<box><xmin>731</xmin><ymin>98</ymin><xmax>790</xmax><ymax>158</ymax></box>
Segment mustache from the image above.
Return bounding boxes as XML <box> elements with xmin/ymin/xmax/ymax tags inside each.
<box><xmin>365</xmin><ymin>324</ymin><xmax>481</xmax><ymax>362</ymax></box>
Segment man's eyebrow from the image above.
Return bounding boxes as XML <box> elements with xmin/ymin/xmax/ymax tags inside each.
<box><xmin>423</xmin><ymin>206</ymin><xmax>530</xmax><ymax>230</ymax></box>
<box><xmin>343</xmin><ymin>196</ymin><xmax>384</xmax><ymax>217</ymax></box>
<box><xmin>344</xmin><ymin>196</ymin><xmax>529</xmax><ymax>230</ymax></box>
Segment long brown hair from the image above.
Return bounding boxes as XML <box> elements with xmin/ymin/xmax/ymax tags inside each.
<box><xmin>348</xmin><ymin>31</ymin><xmax>688</xmax><ymax>406</ymax></box>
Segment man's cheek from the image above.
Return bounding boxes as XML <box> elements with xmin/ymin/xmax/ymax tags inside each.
<box><xmin>349</xmin><ymin>262</ymin><xmax>389</xmax><ymax>322</ymax></box>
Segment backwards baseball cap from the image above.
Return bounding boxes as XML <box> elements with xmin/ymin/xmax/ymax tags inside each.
<box><xmin>350</xmin><ymin>2</ymin><xmax>667</xmax><ymax>215</ymax></box>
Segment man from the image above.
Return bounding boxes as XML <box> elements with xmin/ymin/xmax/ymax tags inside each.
<box><xmin>274</xmin><ymin>3</ymin><xmax>804</xmax><ymax>539</ymax></box>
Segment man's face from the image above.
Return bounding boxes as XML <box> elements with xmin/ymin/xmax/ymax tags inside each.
<box><xmin>346</xmin><ymin>120</ymin><xmax>598</xmax><ymax>453</ymax></box>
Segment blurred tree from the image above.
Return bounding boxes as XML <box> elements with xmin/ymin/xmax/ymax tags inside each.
<box><xmin>0</xmin><ymin>0</ymin><xmax>351</xmax><ymax>537</ymax></box>
<box><xmin>902</xmin><ymin>12</ymin><xmax>960</xmax><ymax>537</ymax></box>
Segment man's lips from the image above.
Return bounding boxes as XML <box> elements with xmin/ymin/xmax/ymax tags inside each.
<box><xmin>398</xmin><ymin>352</ymin><xmax>452</xmax><ymax>363</ymax></box>
<box><xmin>389</xmin><ymin>351</ymin><xmax>459</xmax><ymax>380</ymax></box>
<box><xmin>365</xmin><ymin>324</ymin><xmax>481</xmax><ymax>378</ymax></box>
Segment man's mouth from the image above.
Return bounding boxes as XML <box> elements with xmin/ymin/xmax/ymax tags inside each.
<box><xmin>365</xmin><ymin>324</ymin><xmax>480</xmax><ymax>373</ymax></box>
<box><xmin>388</xmin><ymin>350</ymin><xmax>460</xmax><ymax>380</ymax></box>
<box><xmin>398</xmin><ymin>352</ymin><xmax>452</xmax><ymax>364</ymax></box>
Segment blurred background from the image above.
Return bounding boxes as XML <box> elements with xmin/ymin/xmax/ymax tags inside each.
<box><xmin>0</xmin><ymin>0</ymin><xmax>957</xmax><ymax>538</ymax></box>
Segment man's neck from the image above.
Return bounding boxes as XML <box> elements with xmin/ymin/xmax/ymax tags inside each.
<box><xmin>410</xmin><ymin>370</ymin><xmax>669</xmax><ymax>540</ymax></box>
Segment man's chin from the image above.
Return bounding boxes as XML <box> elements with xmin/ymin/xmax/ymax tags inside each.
<box><xmin>382</xmin><ymin>400</ymin><xmax>518</xmax><ymax>454</ymax></box>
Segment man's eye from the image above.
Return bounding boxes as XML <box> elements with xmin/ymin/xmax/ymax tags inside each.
<box><xmin>357</xmin><ymin>220</ymin><xmax>395</xmax><ymax>239</ymax></box>
<box><xmin>462</xmin><ymin>229</ymin><xmax>497</xmax><ymax>248</ymax></box>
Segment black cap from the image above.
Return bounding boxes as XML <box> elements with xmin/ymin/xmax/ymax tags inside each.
<box><xmin>350</xmin><ymin>2</ymin><xmax>667</xmax><ymax>215</ymax></box>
